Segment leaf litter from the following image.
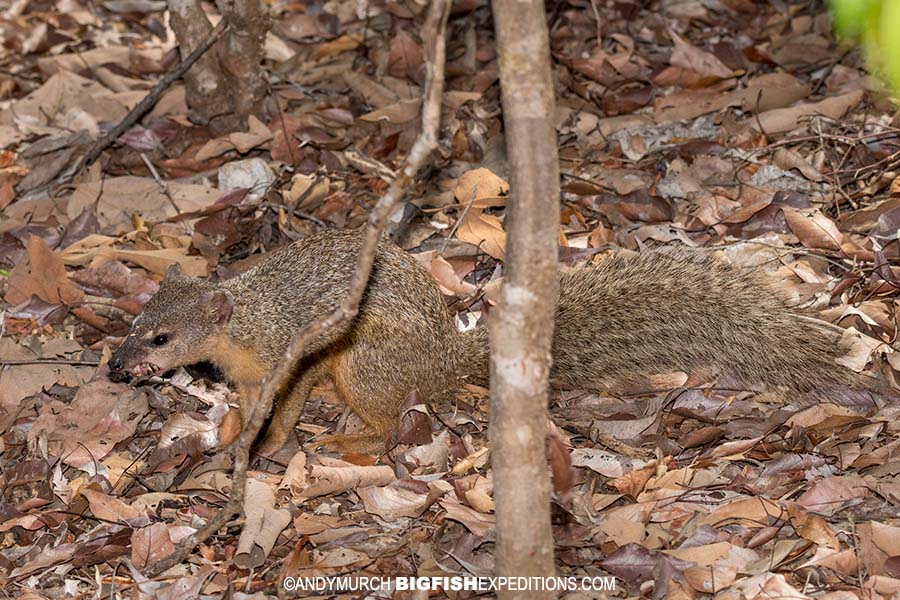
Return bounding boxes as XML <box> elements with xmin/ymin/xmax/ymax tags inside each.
<box><xmin>3</xmin><ymin>0</ymin><xmax>900</xmax><ymax>599</ymax></box>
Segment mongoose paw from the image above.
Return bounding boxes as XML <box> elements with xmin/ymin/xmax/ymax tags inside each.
<box><xmin>314</xmin><ymin>432</ymin><xmax>387</xmax><ymax>455</ymax></box>
<box><xmin>255</xmin><ymin>433</ymin><xmax>290</xmax><ymax>458</ymax></box>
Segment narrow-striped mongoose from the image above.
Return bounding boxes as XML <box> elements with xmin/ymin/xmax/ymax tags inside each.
<box><xmin>108</xmin><ymin>228</ymin><xmax>879</xmax><ymax>454</ymax></box>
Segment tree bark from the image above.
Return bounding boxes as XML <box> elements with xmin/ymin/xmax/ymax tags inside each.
<box><xmin>167</xmin><ymin>0</ymin><xmax>267</xmax><ymax>135</ymax></box>
<box><xmin>167</xmin><ymin>0</ymin><xmax>232</xmax><ymax>131</ymax></box>
<box><xmin>489</xmin><ymin>0</ymin><xmax>560</xmax><ymax>596</ymax></box>
<box><xmin>216</xmin><ymin>0</ymin><xmax>269</xmax><ymax>127</ymax></box>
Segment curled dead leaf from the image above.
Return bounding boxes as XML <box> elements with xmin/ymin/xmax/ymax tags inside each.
<box><xmin>234</xmin><ymin>479</ymin><xmax>292</xmax><ymax>569</ymax></box>
<box><xmin>358</xmin><ymin>480</ymin><xmax>430</xmax><ymax>520</ymax></box>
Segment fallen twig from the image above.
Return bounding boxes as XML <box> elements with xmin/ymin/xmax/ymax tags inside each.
<box><xmin>69</xmin><ymin>19</ymin><xmax>230</xmax><ymax>182</ymax></box>
<box><xmin>141</xmin><ymin>0</ymin><xmax>451</xmax><ymax>578</ymax></box>
<box><xmin>0</xmin><ymin>359</ymin><xmax>101</xmax><ymax>366</ymax></box>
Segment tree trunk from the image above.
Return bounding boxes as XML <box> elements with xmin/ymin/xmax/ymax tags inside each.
<box><xmin>216</xmin><ymin>0</ymin><xmax>269</xmax><ymax>128</ymax></box>
<box><xmin>167</xmin><ymin>0</ymin><xmax>267</xmax><ymax>135</ymax></box>
<box><xmin>489</xmin><ymin>0</ymin><xmax>560</xmax><ymax>596</ymax></box>
<box><xmin>168</xmin><ymin>0</ymin><xmax>232</xmax><ymax>131</ymax></box>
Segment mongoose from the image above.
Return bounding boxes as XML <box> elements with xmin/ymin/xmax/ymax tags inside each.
<box><xmin>108</xmin><ymin>227</ymin><xmax>878</xmax><ymax>454</ymax></box>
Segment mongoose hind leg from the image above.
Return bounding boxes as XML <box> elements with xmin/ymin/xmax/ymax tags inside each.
<box><xmin>316</xmin><ymin>343</ymin><xmax>419</xmax><ymax>454</ymax></box>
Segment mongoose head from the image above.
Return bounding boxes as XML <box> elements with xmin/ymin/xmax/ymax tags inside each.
<box><xmin>108</xmin><ymin>264</ymin><xmax>234</xmax><ymax>380</ymax></box>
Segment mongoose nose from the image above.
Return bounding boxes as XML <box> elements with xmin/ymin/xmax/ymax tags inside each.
<box><xmin>109</xmin><ymin>355</ymin><xmax>124</xmax><ymax>372</ymax></box>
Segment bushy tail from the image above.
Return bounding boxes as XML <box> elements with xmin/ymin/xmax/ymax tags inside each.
<box><xmin>457</xmin><ymin>325</ymin><xmax>490</xmax><ymax>386</ymax></box>
<box><xmin>549</xmin><ymin>251</ymin><xmax>881</xmax><ymax>401</ymax></box>
<box><xmin>458</xmin><ymin>251</ymin><xmax>888</xmax><ymax>405</ymax></box>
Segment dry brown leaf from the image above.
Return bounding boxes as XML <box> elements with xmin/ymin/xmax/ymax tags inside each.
<box><xmin>773</xmin><ymin>148</ymin><xmax>825</xmax><ymax>182</ymax></box>
<box><xmin>786</xmin><ymin>502</ymin><xmax>840</xmax><ymax>549</ymax></box>
<box><xmin>866</xmin><ymin>575</ymin><xmax>900</xmax><ymax>594</ymax></box>
<box><xmin>571</xmin><ymin>448</ymin><xmax>648</xmax><ymax>478</ymax></box>
<box><xmin>60</xmin><ymin>235</ymin><xmax>207</xmax><ymax>277</ymax></box>
<box><xmin>836</xmin><ymin>327</ymin><xmax>884</xmax><ymax>372</ymax></box>
<box><xmin>795</xmin><ymin>475</ymin><xmax>867</xmax><ymax>516</ymax></box>
<box><xmin>29</xmin><ymin>379</ymin><xmax>149</xmax><ymax>468</ymax></box>
<box><xmin>0</xmin><ymin>358</ymin><xmax>91</xmax><ymax>432</ymax></box>
<box><xmin>750</xmin><ymin>90</ymin><xmax>864</xmax><ymax>134</ymax></box>
<box><xmin>441</xmin><ymin>495</ymin><xmax>495</xmax><ymax>536</ymax></box>
<box><xmin>455</xmin><ymin>209</ymin><xmax>506</xmax><ymax>260</ymax></box>
<box><xmin>279</xmin><ymin>451</ymin><xmax>308</xmax><ymax>494</ymax></box>
<box><xmin>81</xmin><ymin>489</ymin><xmax>145</xmax><ymax>522</ymax></box>
<box><xmin>595</xmin><ymin>515</ymin><xmax>646</xmax><ymax>546</ymax></box>
<box><xmin>683</xmin><ymin>563</ymin><xmax>737</xmax><ymax>594</ymax></box>
<box><xmin>9</xmin><ymin>544</ymin><xmax>78</xmax><ymax>578</ymax></box>
<box><xmin>701</xmin><ymin>497</ymin><xmax>783</xmax><ymax>527</ymax></box>
<box><xmin>358</xmin><ymin>98</ymin><xmax>421</xmax><ymax>123</ymax></box>
<box><xmin>358</xmin><ymin>481</ymin><xmax>430</xmax><ymax>520</ymax></box>
<box><xmin>427</xmin><ymin>254</ymin><xmax>478</xmax><ymax>296</ymax></box>
<box><xmin>1</xmin><ymin>70</ymin><xmax>126</xmax><ymax>137</ymax></box>
<box><xmin>234</xmin><ymin>479</ymin><xmax>291</xmax><ymax>569</ymax></box>
<box><xmin>66</xmin><ymin>176</ymin><xmax>222</xmax><ymax>232</ymax></box>
<box><xmin>669</xmin><ymin>30</ymin><xmax>733</xmax><ymax>79</ymax></box>
<box><xmin>5</xmin><ymin>235</ymin><xmax>84</xmax><ymax>306</ymax></box>
<box><xmin>700</xmin><ymin>436</ymin><xmax>764</xmax><ymax>460</ymax></box>
<box><xmin>654</xmin><ymin>72</ymin><xmax>809</xmax><ymax>122</ymax></box>
<box><xmin>387</xmin><ymin>29</ymin><xmax>423</xmax><ymax>79</ymax></box>
<box><xmin>343</xmin><ymin>70</ymin><xmax>400</xmax><ymax>108</ymax></box>
<box><xmin>464</xmin><ymin>488</ymin><xmax>495</xmax><ymax>513</ymax></box>
<box><xmin>451</xmin><ymin>446</ymin><xmax>490</xmax><ymax>475</ymax></box>
<box><xmin>799</xmin><ymin>547</ymin><xmax>858</xmax><ymax>575</ymax></box>
<box><xmin>868</xmin><ymin>521</ymin><xmax>900</xmax><ymax>556</ymax></box>
<box><xmin>783</xmin><ymin>207</ymin><xmax>843</xmax><ymax>251</ymax></box>
<box><xmin>37</xmin><ymin>47</ymin><xmax>163</xmax><ymax>76</ymax></box>
<box><xmin>230</xmin><ymin>115</ymin><xmax>273</xmax><ymax>154</ymax></box>
<box><xmin>607</xmin><ymin>465</ymin><xmax>655</xmax><ymax>498</ymax></box>
<box><xmin>453</xmin><ymin>167</ymin><xmax>509</xmax><ymax>207</ymax></box>
<box><xmin>131</xmin><ymin>522</ymin><xmax>176</xmax><ymax>570</ymax></box>
<box><xmin>156</xmin><ymin>412</ymin><xmax>219</xmax><ymax>454</ymax></box>
<box><xmin>664</xmin><ymin>541</ymin><xmax>732</xmax><ymax>566</ymax></box>
<box><xmin>196</xmin><ymin>116</ymin><xmax>274</xmax><ymax>160</ymax></box>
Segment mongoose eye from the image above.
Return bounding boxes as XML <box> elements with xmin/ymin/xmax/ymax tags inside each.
<box><xmin>152</xmin><ymin>334</ymin><xmax>170</xmax><ymax>346</ymax></box>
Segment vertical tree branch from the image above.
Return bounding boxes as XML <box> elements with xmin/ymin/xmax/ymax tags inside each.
<box><xmin>490</xmin><ymin>0</ymin><xmax>560</xmax><ymax>594</ymax></box>
<box><xmin>141</xmin><ymin>0</ymin><xmax>451</xmax><ymax>578</ymax></box>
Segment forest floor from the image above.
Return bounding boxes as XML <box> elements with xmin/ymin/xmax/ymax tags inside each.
<box><xmin>3</xmin><ymin>0</ymin><xmax>900</xmax><ymax>598</ymax></box>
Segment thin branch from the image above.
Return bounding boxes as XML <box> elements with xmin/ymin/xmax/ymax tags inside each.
<box><xmin>141</xmin><ymin>0</ymin><xmax>451</xmax><ymax>578</ymax></box>
<box><xmin>68</xmin><ymin>19</ymin><xmax>230</xmax><ymax>182</ymax></box>
<box><xmin>0</xmin><ymin>359</ymin><xmax>100</xmax><ymax>366</ymax></box>
<box><xmin>140</xmin><ymin>152</ymin><xmax>182</xmax><ymax>214</ymax></box>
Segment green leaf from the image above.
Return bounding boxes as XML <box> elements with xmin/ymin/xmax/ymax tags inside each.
<box><xmin>829</xmin><ymin>0</ymin><xmax>879</xmax><ymax>39</ymax></box>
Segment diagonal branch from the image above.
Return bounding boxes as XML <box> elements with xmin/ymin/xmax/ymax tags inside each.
<box><xmin>70</xmin><ymin>19</ymin><xmax>230</xmax><ymax>182</ymax></box>
<box><xmin>141</xmin><ymin>0</ymin><xmax>451</xmax><ymax>578</ymax></box>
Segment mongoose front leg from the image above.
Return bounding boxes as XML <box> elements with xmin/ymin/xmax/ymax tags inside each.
<box><xmin>255</xmin><ymin>365</ymin><xmax>325</xmax><ymax>455</ymax></box>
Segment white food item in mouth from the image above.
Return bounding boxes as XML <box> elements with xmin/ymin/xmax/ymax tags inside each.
<box><xmin>130</xmin><ymin>363</ymin><xmax>160</xmax><ymax>377</ymax></box>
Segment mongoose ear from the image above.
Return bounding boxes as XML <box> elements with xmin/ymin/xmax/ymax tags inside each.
<box><xmin>200</xmin><ymin>289</ymin><xmax>235</xmax><ymax>326</ymax></box>
<box><xmin>164</xmin><ymin>262</ymin><xmax>183</xmax><ymax>281</ymax></box>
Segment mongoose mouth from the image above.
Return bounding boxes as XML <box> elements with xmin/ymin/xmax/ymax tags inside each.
<box><xmin>129</xmin><ymin>362</ymin><xmax>161</xmax><ymax>378</ymax></box>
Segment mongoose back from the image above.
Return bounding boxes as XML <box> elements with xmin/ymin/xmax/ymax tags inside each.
<box><xmin>109</xmin><ymin>228</ymin><xmax>875</xmax><ymax>453</ymax></box>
